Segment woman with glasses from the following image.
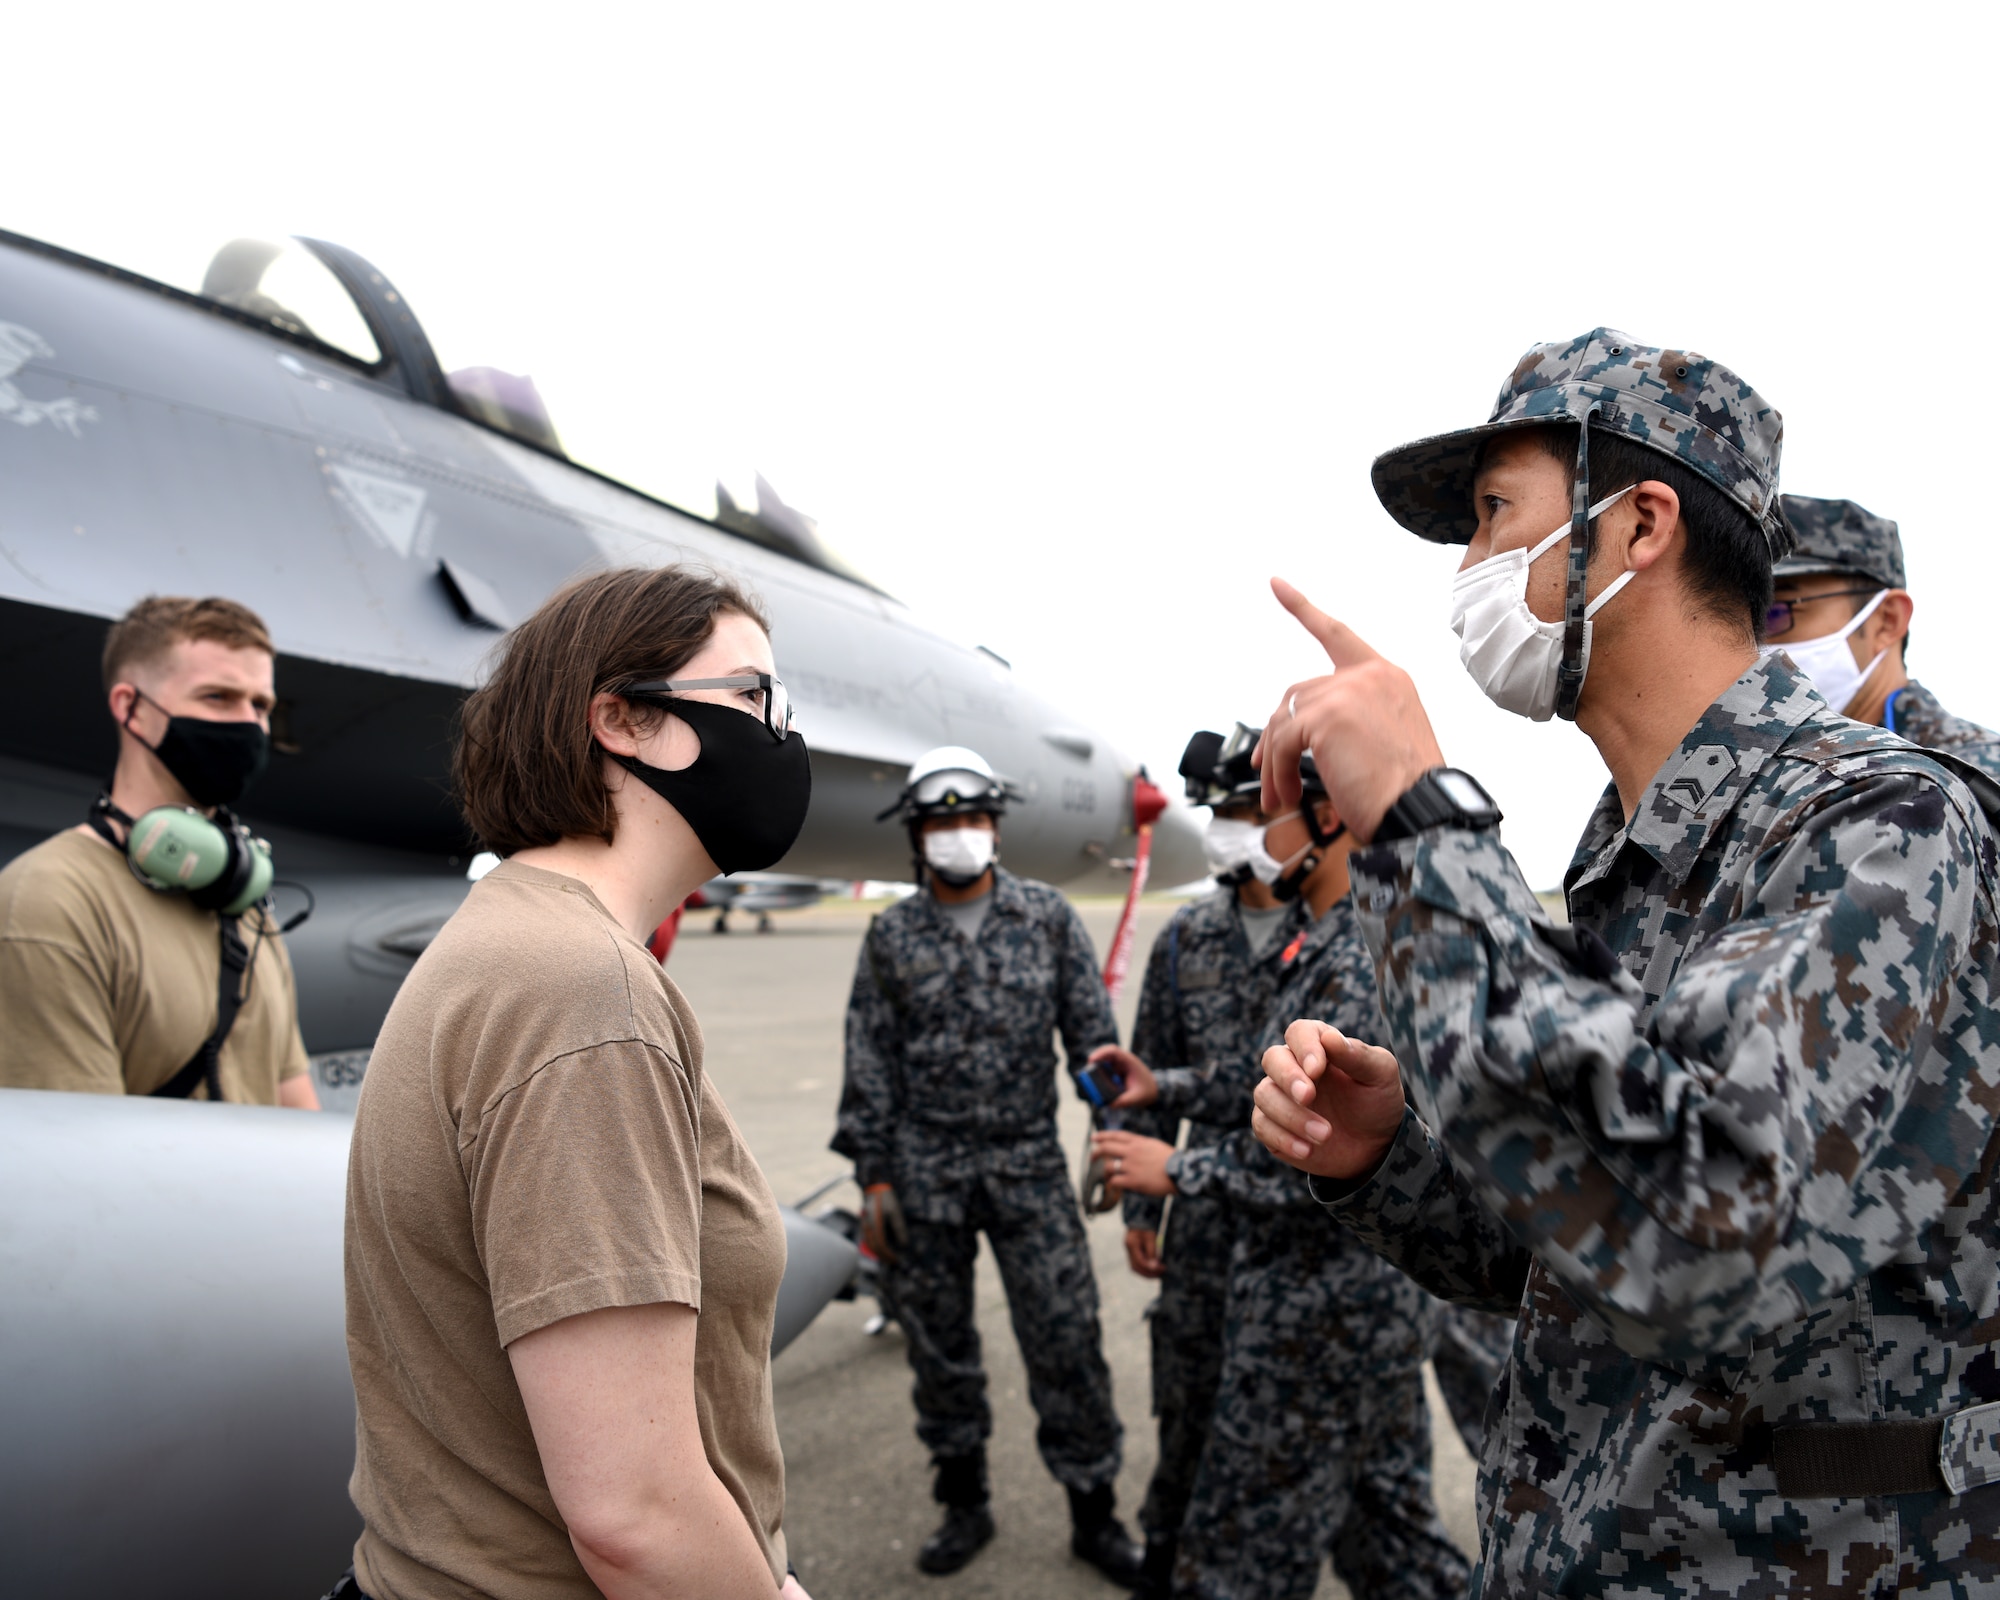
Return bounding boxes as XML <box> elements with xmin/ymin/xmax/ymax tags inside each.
<box><xmin>335</xmin><ymin>566</ymin><xmax>813</xmax><ymax>1600</ymax></box>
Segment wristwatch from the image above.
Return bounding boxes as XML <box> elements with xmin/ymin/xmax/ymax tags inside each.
<box><xmin>1371</xmin><ymin>767</ymin><xmax>1503</xmax><ymax>843</ymax></box>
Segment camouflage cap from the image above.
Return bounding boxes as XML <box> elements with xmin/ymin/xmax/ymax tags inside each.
<box><xmin>1370</xmin><ymin>327</ymin><xmax>1789</xmax><ymax>558</ymax></box>
<box><xmin>1775</xmin><ymin>495</ymin><xmax>1905</xmax><ymax>590</ymax></box>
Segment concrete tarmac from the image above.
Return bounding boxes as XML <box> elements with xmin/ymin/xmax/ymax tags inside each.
<box><xmin>669</xmin><ymin>894</ymin><xmax>1483</xmax><ymax>1600</ymax></box>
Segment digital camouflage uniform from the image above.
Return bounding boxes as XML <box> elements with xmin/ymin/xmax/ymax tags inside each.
<box><xmin>834</xmin><ymin>866</ymin><xmax>1124</xmax><ymax>1490</ymax></box>
<box><xmin>1779</xmin><ymin>493</ymin><xmax>2000</xmax><ymax>783</ymax></box>
<box><xmin>1165</xmin><ymin>898</ymin><xmax>1468</xmax><ymax>1600</ymax></box>
<box><xmin>1327</xmin><ymin>650</ymin><xmax>2000</xmax><ymax>1597</ymax></box>
<box><xmin>1329</xmin><ymin>329</ymin><xmax>2000</xmax><ymax>1595</ymax></box>
<box><xmin>1887</xmin><ymin>680</ymin><xmax>2000</xmax><ymax>781</ymax></box>
<box><xmin>1122</xmin><ymin>887</ymin><xmax>1310</xmax><ymax>1545</ymax></box>
<box><xmin>1429</xmin><ymin>1302</ymin><xmax>1515</xmax><ymax>1460</ymax></box>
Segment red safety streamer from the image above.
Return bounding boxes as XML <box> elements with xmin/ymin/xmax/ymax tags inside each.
<box><xmin>1102</xmin><ymin>774</ymin><xmax>1169</xmax><ymax>1001</ymax></box>
<box><xmin>648</xmin><ymin>902</ymin><xmax>686</xmax><ymax>965</ymax></box>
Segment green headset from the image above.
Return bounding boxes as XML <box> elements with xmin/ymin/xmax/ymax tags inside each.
<box><xmin>90</xmin><ymin>796</ymin><xmax>276</xmax><ymax>916</ymax></box>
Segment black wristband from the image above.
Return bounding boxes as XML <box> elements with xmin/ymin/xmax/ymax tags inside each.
<box><xmin>1372</xmin><ymin>767</ymin><xmax>1502</xmax><ymax>844</ymax></box>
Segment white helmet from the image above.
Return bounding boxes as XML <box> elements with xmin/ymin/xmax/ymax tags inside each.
<box><xmin>877</xmin><ymin>745</ymin><xmax>1014</xmax><ymax>823</ymax></box>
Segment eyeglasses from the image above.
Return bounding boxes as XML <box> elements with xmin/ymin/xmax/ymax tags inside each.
<box><xmin>622</xmin><ymin>674</ymin><xmax>794</xmax><ymax>741</ymax></box>
<box><xmin>1763</xmin><ymin>587</ymin><xmax>1881</xmax><ymax>639</ymax></box>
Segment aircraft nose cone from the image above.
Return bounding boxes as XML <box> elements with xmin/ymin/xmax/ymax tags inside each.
<box><xmin>1146</xmin><ymin>798</ymin><xmax>1208</xmax><ymax>890</ymax></box>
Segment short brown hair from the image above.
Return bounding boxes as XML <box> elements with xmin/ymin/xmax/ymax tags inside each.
<box><xmin>455</xmin><ymin>565</ymin><xmax>769</xmax><ymax>855</ymax></box>
<box><xmin>102</xmin><ymin>596</ymin><xmax>276</xmax><ymax>691</ymax></box>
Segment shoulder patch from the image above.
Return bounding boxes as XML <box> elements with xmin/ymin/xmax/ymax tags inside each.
<box><xmin>1659</xmin><ymin>745</ymin><xmax>1737</xmax><ymax>814</ymax></box>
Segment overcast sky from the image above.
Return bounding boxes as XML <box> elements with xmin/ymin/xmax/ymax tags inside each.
<box><xmin>11</xmin><ymin>5</ymin><xmax>1993</xmax><ymax>887</ymax></box>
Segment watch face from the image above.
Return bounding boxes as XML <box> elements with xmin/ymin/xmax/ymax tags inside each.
<box><xmin>1435</xmin><ymin>769</ymin><xmax>1494</xmax><ymax>814</ymax></box>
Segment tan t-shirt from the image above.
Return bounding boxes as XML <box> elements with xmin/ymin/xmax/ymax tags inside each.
<box><xmin>0</xmin><ymin>827</ymin><xmax>311</xmax><ymax>1101</ymax></box>
<box><xmin>346</xmin><ymin>860</ymin><xmax>789</xmax><ymax>1600</ymax></box>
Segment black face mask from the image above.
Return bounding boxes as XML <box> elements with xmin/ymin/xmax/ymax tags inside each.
<box><xmin>610</xmin><ymin>696</ymin><xmax>812</xmax><ymax>874</ymax></box>
<box><xmin>128</xmin><ymin>693</ymin><xmax>271</xmax><ymax>808</ymax></box>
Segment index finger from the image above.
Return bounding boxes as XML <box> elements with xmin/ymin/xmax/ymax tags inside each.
<box><xmin>1270</xmin><ymin>577</ymin><xmax>1382</xmax><ymax>671</ymax></box>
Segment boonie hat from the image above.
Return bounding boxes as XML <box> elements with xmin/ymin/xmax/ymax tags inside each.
<box><xmin>1776</xmin><ymin>495</ymin><xmax>1905</xmax><ymax>590</ymax></box>
<box><xmin>1371</xmin><ymin>327</ymin><xmax>1789</xmax><ymax>560</ymax></box>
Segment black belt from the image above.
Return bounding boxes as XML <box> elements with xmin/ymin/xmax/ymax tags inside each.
<box><xmin>1770</xmin><ymin>1419</ymin><xmax>1947</xmax><ymax>1498</ymax></box>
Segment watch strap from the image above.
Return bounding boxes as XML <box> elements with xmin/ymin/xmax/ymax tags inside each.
<box><xmin>1373</xmin><ymin>767</ymin><xmax>1500</xmax><ymax>844</ymax></box>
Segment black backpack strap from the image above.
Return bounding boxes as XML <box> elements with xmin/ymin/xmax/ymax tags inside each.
<box><xmin>151</xmin><ymin>915</ymin><xmax>252</xmax><ymax>1102</ymax></box>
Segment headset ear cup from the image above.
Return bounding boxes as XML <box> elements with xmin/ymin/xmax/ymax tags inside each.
<box><xmin>187</xmin><ymin>825</ymin><xmax>262</xmax><ymax>913</ymax></box>
<box><xmin>127</xmin><ymin>806</ymin><xmax>229</xmax><ymax>894</ymax></box>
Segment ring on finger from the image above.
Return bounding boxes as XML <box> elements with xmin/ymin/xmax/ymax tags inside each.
<box><xmin>1288</xmin><ymin>693</ymin><xmax>1299</xmax><ymax>718</ymax></box>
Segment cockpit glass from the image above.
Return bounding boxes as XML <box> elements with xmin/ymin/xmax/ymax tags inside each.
<box><xmin>196</xmin><ymin>239</ymin><xmax>381</xmax><ymax>365</ymax></box>
<box><xmin>20</xmin><ymin>230</ymin><xmax>384</xmax><ymax>368</ymax></box>
<box><xmin>20</xmin><ymin>226</ymin><xmax>883</xmax><ymax>592</ymax></box>
<box><xmin>422</xmin><ymin>326</ymin><xmax>882</xmax><ymax>589</ymax></box>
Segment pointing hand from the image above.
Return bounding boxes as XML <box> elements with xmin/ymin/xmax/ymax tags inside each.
<box><xmin>1255</xmin><ymin>579</ymin><xmax>1445</xmax><ymax>841</ymax></box>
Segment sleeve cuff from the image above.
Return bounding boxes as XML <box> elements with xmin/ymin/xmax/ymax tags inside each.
<box><xmin>495</xmin><ymin>1265</ymin><xmax>702</xmax><ymax>1347</ymax></box>
<box><xmin>1305</xmin><ymin>1106</ymin><xmax>1432</xmax><ymax>1217</ymax></box>
<box><xmin>1153</xmin><ymin>1066</ymin><xmax>1204</xmax><ymax>1115</ymax></box>
<box><xmin>1166</xmin><ymin>1146</ymin><xmax>1211</xmax><ymax>1198</ymax></box>
<box><xmin>1349</xmin><ymin>826</ymin><xmax>1544</xmax><ymax>944</ymax></box>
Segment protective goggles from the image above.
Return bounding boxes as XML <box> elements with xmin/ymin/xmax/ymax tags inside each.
<box><xmin>910</xmin><ymin>768</ymin><xmax>1007</xmax><ymax>809</ymax></box>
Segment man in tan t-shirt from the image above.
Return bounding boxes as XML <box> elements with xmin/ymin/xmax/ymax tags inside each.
<box><xmin>0</xmin><ymin>596</ymin><xmax>315</xmax><ymax>1105</ymax></box>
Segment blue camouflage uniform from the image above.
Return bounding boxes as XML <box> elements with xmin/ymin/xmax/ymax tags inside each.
<box><xmin>1165</xmin><ymin>896</ymin><xmax>1469</xmax><ymax>1600</ymax></box>
<box><xmin>1889</xmin><ymin>679</ymin><xmax>2000</xmax><ymax>781</ymax></box>
<box><xmin>1321</xmin><ymin>654</ymin><xmax>2000</xmax><ymax>1596</ymax></box>
<box><xmin>834</xmin><ymin>866</ymin><xmax>1125</xmax><ymax>1490</ymax></box>
<box><xmin>1122</xmin><ymin>887</ymin><xmax>1310</xmax><ymax>1547</ymax></box>
<box><xmin>1429</xmin><ymin>1301</ymin><xmax>1515</xmax><ymax>1461</ymax></box>
<box><xmin>1777</xmin><ymin>493</ymin><xmax>2000</xmax><ymax>784</ymax></box>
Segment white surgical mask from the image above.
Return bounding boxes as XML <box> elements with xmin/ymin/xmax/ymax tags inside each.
<box><xmin>1764</xmin><ymin>589</ymin><xmax>1889</xmax><ymax>714</ymax></box>
<box><xmin>923</xmin><ymin>826</ymin><xmax>996</xmax><ymax>882</ymax></box>
<box><xmin>1246</xmin><ymin>813</ymin><xmax>1309</xmax><ymax>885</ymax></box>
<box><xmin>1203</xmin><ymin>816</ymin><xmax>1257</xmax><ymax>878</ymax></box>
<box><xmin>1449</xmin><ymin>486</ymin><xmax>1635</xmax><ymax>721</ymax></box>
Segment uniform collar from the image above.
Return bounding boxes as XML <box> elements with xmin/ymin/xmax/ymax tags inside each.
<box><xmin>919</xmin><ymin>865</ymin><xmax>1026</xmax><ymax>938</ymax></box>
<box><xmin>1567</xmin><ymin>652</ymin><xmax>1828</xmax><ymax>896</ymax></box>
<box><xmin>1231</xmin><ymin>891</ymin><xmax>1312</xmax><ymax>960</ymax></box>
<box><xmin>1890</xmin><ymin>678</ymin><xmax>1943</xmax><ymax>733</ymax></box>
<box><xmin>1187</xmin><ymin>886</ymin><xmax>1245</xmax><ymax>937</ymax></box>
<box><xmin>1280</xmin><ymin>894</ymin><xmax>1351</xmax><ymax>968</ymax></box>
